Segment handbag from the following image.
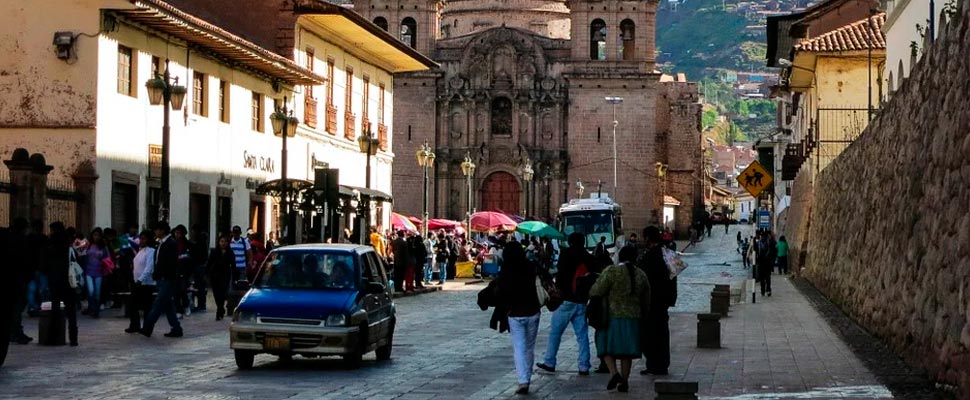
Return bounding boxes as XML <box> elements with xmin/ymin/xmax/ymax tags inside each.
<box><xmin>100</xmin><ymin>255</ymin><xmax>116</xmax><ymax>276</ymax></box>
<box><xmin>587</xmin><ymin>295</ymin><xmax>609</xmax><ymax>330</ymax></box>
<box><xmin>535</xmin><ymin>276</ymin><xmax>549</xmax><ymax>306</ymax></box>
<box><xmin>68</xmin><ymin>248</ymin><xmax>84</xmax><ymax>289</ymax></box>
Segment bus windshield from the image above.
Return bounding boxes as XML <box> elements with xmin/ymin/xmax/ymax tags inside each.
<box><xmin>560</xmin><ymin>211</ymin><xmax>615</xmax><ymax>249</ymax></box>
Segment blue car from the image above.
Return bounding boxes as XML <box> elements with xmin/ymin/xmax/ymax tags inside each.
<box><xmin>230</xmin><ymin>244</ymin><xmax>395</xmax><ymax>369</ymax></box>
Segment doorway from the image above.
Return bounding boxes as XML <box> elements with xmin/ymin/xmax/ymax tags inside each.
<box><xmin>480</xmin><ymin>171</ymin><xmax>521</xmax><ymax>213</ymax></box>
<box><xmin>249</xmin><ymin>200</ymin><xmax>265</xmax><ymax>238</ymax></box>
<box><xmin>189</xmin><ymin>193</ymin><xmax>211</xmax><ymax>237</ymax></box>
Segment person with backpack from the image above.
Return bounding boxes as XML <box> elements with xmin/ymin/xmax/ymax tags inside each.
<box><xmin>589</xmin><ymin>245</ymin><xmax>650</xmax><ymax>393</ymax></box>
<box><xmin>45</xmin><ymin>222</ymin><xmax>79</xmax><ymax>346</ymax></box>
<box><xmin>536</xmin><ymin>232</ymin><xmax>601</xmax><ymax>376</ymax></box>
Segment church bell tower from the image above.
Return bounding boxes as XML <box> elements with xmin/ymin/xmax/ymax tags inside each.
<box><xmin>352</xmin><ymin>0</ymin><xmax>444</xmax><ymax>57</ymax></box>
<box><xmin>567</xmin><ymin>0</ymin><xmax>657</xmax><ymax>70</ymax></box>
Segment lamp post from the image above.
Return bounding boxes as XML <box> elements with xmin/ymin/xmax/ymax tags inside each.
<box><xmin>357</xmin><ymin>126</ymin><xmax>379</xmax><ymax>245</ymax></box>
<box><xmin>145</xmin><ymin>60</ymin><xmax>187</xmax><ymax>223</ymax></box>
<box><xmin>270</xmin><ymin>98</ymin><xmax>299</xmax><ymax>245</ymax></box>
<box><xmin>605</xmin><ymin>96</ymin><xmax>623</xmax><ymax>198</ymax></box>
<box><xmin>415</xmin><ymin>142</ymin><xmax>435</xmax><ymax>237</ymax></box>
<box><xmin>461</xmin><ymin>153</ymin><xmax>476</xmax><ymax>241</ymax></box>
<box><xmin>520</xmin><ymin>158</ymin><xmax>534</xmax><ymax>216</ymax></box>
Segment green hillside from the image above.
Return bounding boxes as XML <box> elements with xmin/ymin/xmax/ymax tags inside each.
<box><xmin>656</xmin><ymin>0</ymin><xmax>769</xmax><ymax>80</ymax></box>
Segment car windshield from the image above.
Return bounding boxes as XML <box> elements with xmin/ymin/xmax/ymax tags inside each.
<box><xmin>561</xmin><ymin>211</ymin><xmax>615</xmax><ymax>249</ymax></box>
<box><xmin>254</xmin><ymin>250</ymin><xmax>357</xmax><ymax>290</ymax></box>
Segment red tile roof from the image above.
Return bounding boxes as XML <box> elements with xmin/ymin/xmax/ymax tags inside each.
<box><xmin>795</xmin><ymin>13</ymin><xmax>886</xmax><ymax>52</ymax></box>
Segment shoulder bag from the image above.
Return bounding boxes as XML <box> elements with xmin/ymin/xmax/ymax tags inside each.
<box><xmin>68</xmin><ymin>248</ymin><xmax>84</xmax><ymax>289</ymax></box>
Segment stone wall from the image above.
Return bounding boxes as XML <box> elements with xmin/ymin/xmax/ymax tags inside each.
<box><xmin>793</xmin><ymin>2</ymin><xmax>970</xmax><ymax>395</ymax></box>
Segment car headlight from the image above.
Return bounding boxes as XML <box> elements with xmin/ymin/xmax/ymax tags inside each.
<box><xmin>325</xmin><ymin>314</ymin><xmax>347</xmax><ymax>327</ymax></box>
<box><xmin>232</xmin><ymin>311</ymin><xmax>256</xmax><ymax>323</ymax></box>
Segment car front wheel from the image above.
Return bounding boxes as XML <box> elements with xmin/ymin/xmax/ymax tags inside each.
<box><xmin>234</xmin><ymin>350</ymin><xmax>255</xmax><ymax>370</ymax></box>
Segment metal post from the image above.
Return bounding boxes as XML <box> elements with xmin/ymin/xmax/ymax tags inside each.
<box><xmin>281</xmin><ymin>99</ymin><xmax>291</xmax><ymax>245</ymax></box>
<box><xmin>466</xmin><ymin>172</ymin><xmax>472</xmax><ymax>241</ymax></box>
<box><xmin>361</xmin><ymin>138</ymin><xmax>371</xmax><ymax>245</ymax></box>
<box><xmin>159</xmin><ymin>64</ymin><xmax>171</xmax><ymax>223</ymax></box>
<box><xmin>612</xmin><ymin>104</ymin><xmax>618</xmax><ymax>196</ymax></box>
<box><xmin>422</xmin><ymin>164</ymin><xmax>429</xmax><ymax>238</ymax></box>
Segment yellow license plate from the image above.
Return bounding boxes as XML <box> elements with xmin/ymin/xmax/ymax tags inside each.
<box><xmin>264</xmin><ymin>335</ymin><xmax>290</xmax><ymax>351</ymax></box>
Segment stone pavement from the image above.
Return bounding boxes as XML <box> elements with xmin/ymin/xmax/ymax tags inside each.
<box><xmin>0</xmin><ymin>229</ymin><xmax>914</xmax><ymax>399</ymax></box>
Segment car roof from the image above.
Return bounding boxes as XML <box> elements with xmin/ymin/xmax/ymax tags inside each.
<box><xmin>272</xmin><ymin>243</ymin><xmax>372</xmax><ymax>253</ymax></box>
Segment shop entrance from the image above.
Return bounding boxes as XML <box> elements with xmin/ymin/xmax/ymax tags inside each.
<box><xmin>189</xmin><ymin>193</ymin><xmax>211</xmax><ymax>236</ymax></box>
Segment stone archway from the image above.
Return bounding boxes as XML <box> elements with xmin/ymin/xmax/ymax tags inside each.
<box><xmin>480</xmin><ymin>171</ymin><xmax>520</xmax><ymax>213</ymax></box>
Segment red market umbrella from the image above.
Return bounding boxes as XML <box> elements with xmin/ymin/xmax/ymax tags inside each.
<box><xmin>470</xmin><ymin>211</ymin><xmax>518</xmax><ymax>232</ymax></box>
<box><xmin>391</xmin><ymin>213</ymin><xmax>418</xmax><ymax>233</ymax></box>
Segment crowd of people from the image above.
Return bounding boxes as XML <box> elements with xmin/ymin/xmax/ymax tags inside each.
<box><xmin>479</xmin><ymin>226</ymin><xmax>678</xmax><ymax>395</ymax></box>
<box><xmin>737</xmin><ymin>230</ymin><xmax>789</xmax><ymax>297</ymax></box>
<box><xmin>3</xmin><ymin>218</ymin><xmax>274</xmax><ymax>349</ymax></box>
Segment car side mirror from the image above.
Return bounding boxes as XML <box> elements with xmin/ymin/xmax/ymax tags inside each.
<box><xmin>366</xmin><ymin>282</ymin><xmax>385</xmax><ymax>294</ymax></box>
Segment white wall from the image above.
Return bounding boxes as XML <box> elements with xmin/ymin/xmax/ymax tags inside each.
<box><xmin>884</xmin><ymin>0</ymin><xmax>941</xmax><ymax>95</ymax></box>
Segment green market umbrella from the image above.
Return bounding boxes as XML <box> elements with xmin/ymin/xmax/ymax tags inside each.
<box><xmin>516</xmin><ymin>221</ymin><xmax>566</xmax><ymax>240</ymax></box>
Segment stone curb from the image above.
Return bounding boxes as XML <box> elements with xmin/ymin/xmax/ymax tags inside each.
<box><xmin>391</xmin><ymin>286</ymin><xmax>441</xmax><ymax>299</ymax></box>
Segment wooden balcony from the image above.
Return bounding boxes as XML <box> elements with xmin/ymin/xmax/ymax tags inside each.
<box><xmin>344</xmin><ymin>112</ymin><xmax>356</xmax><ymax>140</ymax></box>
<box><xmin>377</xmin><ymin>123</ymin><xmax>388</xmax><ymax>151</ymax></box>
<box><xmin>325</xmin><ymin>104</ymin><xmax>337</xmax><ymax>135</ymax></box>
<box><xmin>304</xmin><ymin>97</ymin><xmax>317</xmax><ymax>129</ymax></box>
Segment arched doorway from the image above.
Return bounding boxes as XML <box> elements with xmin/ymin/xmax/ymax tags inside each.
<box><xmin>481</xmin><ymin>171</ymin><xmax>521</xmax><ymax>213</ymax></box>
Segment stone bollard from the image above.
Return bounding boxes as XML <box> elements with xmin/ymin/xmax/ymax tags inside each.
<box><xmin>710</xmin><ymin>284</ymin><xmax>730</xmax><ymax>317</ymax></box>
<box><xmin>655</xmin><ymin>381</ymin><xmax>699</xmax><ymax>400</ymax></box>
<box><xmin>697</xmin><ymin>313</ymin><xmax>721</xmax><ymax>349</ymax></box>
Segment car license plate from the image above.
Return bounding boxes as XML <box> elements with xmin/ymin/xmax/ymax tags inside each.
<box><xmin>264</xmin><ymin>335</ymin><xmax>290</xmax><ymax>351</ymax></box>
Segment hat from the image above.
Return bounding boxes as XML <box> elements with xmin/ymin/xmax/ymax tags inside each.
<box><xmin>246</xmin><ymin>228</ymin><xmax>255</xmax><ymax>235</ymax></box>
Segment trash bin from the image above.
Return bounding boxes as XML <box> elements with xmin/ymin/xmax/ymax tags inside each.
<box><xmin>38</xmin><ymin>302</ymin><xmax>65</xmax><ymax>346</ymax></box>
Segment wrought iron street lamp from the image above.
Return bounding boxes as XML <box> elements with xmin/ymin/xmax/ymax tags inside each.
<box><xmin>357</xmin><ymin>126</ymin><xmax>379</xmax><ymax>245</ymax></box>
<box><xmin>520</xmin><ymin>157</ymin><xmax>534</xmax><ymax>216</ymax></box>
<box><xmin>270</xmin><ymin>98</ymin><xmax>299</xmax><ymax>244</ymax></box>
<box><xmin>145</xmin><ymin>60</ymin><xmax>187</xmax><ymax>223</ymax></box>
<box><xmin>415</xmin><ymin>142</ymin><xmax>435</xmax><ymax>237</ymax></box>
<box><xmin>605</xmin><ymin>96</ymin><xmax>623</xmax><ymax>198</ymax></box>
<box><xmin>461</xmin><ymin>153</ymin><xmax>476</xmax><ymax>241</ymax></box>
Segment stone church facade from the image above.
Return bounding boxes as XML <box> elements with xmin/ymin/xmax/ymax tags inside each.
<box><xmin>353</xmin><ymin>0</ymin><xmax>703</xmax><ymax>234</ymax></box>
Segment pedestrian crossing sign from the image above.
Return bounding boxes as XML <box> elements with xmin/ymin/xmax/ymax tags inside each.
<box><xmin>737</xmin><ymin>160</ymin><xmax>773</xmax><ymax>198</ymax></box>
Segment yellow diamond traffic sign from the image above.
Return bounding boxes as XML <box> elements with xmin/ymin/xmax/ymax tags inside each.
<box><xmin>737</xmin><ymin>160</ymin><xmax>773</xmax><ymax>198</ymax></box>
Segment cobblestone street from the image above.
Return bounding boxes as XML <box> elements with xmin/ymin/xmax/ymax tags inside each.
<box><xmin>0</xmin><ymin>226</ymin><xmax>924</xmax><ymax>399</ymax></box>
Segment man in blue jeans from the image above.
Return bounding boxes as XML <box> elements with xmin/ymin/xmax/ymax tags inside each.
<box><xmin>140</xmin><ymin>222</ymin><xmax>183</xmax><ymax>338</ymax></box>
<box><xmin>536</xmin><ymin>233</ymin><xmax>602</xmax><ymax>375</ymax></box>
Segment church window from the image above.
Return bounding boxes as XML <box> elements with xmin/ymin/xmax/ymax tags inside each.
<box><xmin>491</xmin><ymin>97</ymin><xmax>513</xmax><ymax>136</ymax></box>
<box><xmin>590</xmin><ymin>19</ymin><xmax>607</xmax><ymax>60</ymax></box>
<box><xmin>620</xmin><ymin>19</ymin><xmax>636</xmax><ymax>61</ymax></box>
<box><xmin>374</xmin><ymin>17</ymin><xmax>388</xmax><ymax>31</ymax></box>
<box><xmin>401</xmin><ymin>17</ymin><xmax>417</xmax><ymax>48</ymax></box>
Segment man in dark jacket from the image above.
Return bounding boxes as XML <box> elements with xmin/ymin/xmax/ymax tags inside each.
<box><xmin>390</xmin><ymin>231</ymin><xmax>412</xmax><ymax>292</ymax></box>
<box><xmin>140</xmin><ymin>222</ymin><xmax>183</xmax><ymax>338</ymax></box>
<box><xmin>407</xmin><ymin>233</ymin><xmax>427</xmax><ymax>289</ymax></box>
<box><xmin>639</xmin><ymin>226</ymin><xmax>676</xmax><ymax>376</ymax></box>
<box><xmin>536</xmin><ymin>232</ymin><xmax>601</xmax><ymax>375</ymax></box>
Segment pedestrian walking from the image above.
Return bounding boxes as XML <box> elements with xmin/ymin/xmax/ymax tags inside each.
<box><xmin>45</xmin><ymin>222</ymin><xmax>78</xmax><ymax>346</ymax></box>
<box><xmin>173</xmin><ymin>225</ymin><xmax>194</xmax><ymax>316</ymax></box>
<box><xmin>423</xmin><ymin>233</ymin><xmax>436</xmax><ymax>284</ymax></box>
<box><xmin>776</xmin><ymin>235</ymin><xmax>789</xmax><ymax>274</ymax></box>
<box><xmin>536</xmin><ymin>232</ymin><xmax>600</xmax><ymax>376</ymax></box>
<box><xmin>407</xmin><ymin>232</ymin><xmax>427</xmax><ymax>289</ymax></box>
<box><xmin>639</xmin><ymin>226</ymin><xmax>676</xmax><ymax>376</ymax></box>
<box><xmin>247</xmin><ymin>229</ymin><xmax>267</xmax><ymax>282</ymax></box>
<box><xmin>446</xmin><ymin>234</ymin><xmax>459</xmax><ymax>284</ymax></box>
<box><xmin>82</xmin><ymin>227</ymin><xmax>109</xmax><ymax>318</ymax></box>
<box><xmin>736</xmin><ymin>231</ymin><xmax>742</xmax><ymax>252</ymax></box>
<box><xmin>590</xmin><ymin>245</ymin><xmax>650</xmax><ymax>393</ymax></box>
<box><xmin>496</xmin><ymin>242</ymin><xmax>542</xmax><ymax>395</ymax></box>
<box><xmin>756</xmin><ymin>233</ymin><xmax>774</xmax><ymax>297</ymax></box>
<box><xmin>229</xmin><ymin>226</ymin><xmax>252</xmax><ymax>282</ymax></box>
<box><xmin>740</xmin><ymin>238</ymin><xmax>751</xmax><ymax>269</ymax></box>
<box><xmin>207</xmin><ymin>235</ymin><xmax>237</xmax><ymax>321</ymax></box>
<box><xmin>126</xmin><ymin>231</ymin><xmax>156</xmax><ymax>334</ymax></box>
<box><xmin>190</xmin><ymin>225</ymin><xmax>209</xmax><ymax>312</ymax></box>
<box><xmin>140</xmin><ymin>222</ymin><xmax>183</xmax><ymax>338</ymax></box>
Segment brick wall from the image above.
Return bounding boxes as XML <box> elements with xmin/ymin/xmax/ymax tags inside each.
<box><xmin>391</xmin><ymin>73</ymin><xmax>439</xmax><ymax>218</ymax></box>
<box><xmin>791</xmin><ymin>3</ymin><xmax>970</xmax><ymax>395</ymax></box>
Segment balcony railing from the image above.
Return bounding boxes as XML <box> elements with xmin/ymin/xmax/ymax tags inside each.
<box><xmin>377</xmin><ymin>123</ymin><xmax>388</xmax><ymax>151</ymax></box>
<box><xmin>325</xmin><ymin>104</ymin><xmax>337</xmax><ymax>135</ymax></box>
<box><xmin>813</xmin><ymin>107</ymin><xmax>871</xmax><ymax>172</ymax></box>
<box><xmin>344</xmin><ymin>112</ymin><xmax>356</xmax><ymax>140</ymax></box>
<box><xmin>304</xmin><ymin>97</ymin><xmax>317</xmax><ymax>129</ymax></box>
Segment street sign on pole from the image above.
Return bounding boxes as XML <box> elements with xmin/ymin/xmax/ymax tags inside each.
<box><xmin>758</xmin><ymin>209</ymin><xmax>771</xmax><ymax>230</ymax></box>
<box><xmin>737</xmin><ymin>160</ymin><xmax>773</xmax><ymax>198</ymax></box>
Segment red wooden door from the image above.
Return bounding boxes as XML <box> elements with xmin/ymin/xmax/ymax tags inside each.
<box><xmin>481</xmin><ymin>172</ymin><xmax>521</xmax><ymax>213</ymax></box>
